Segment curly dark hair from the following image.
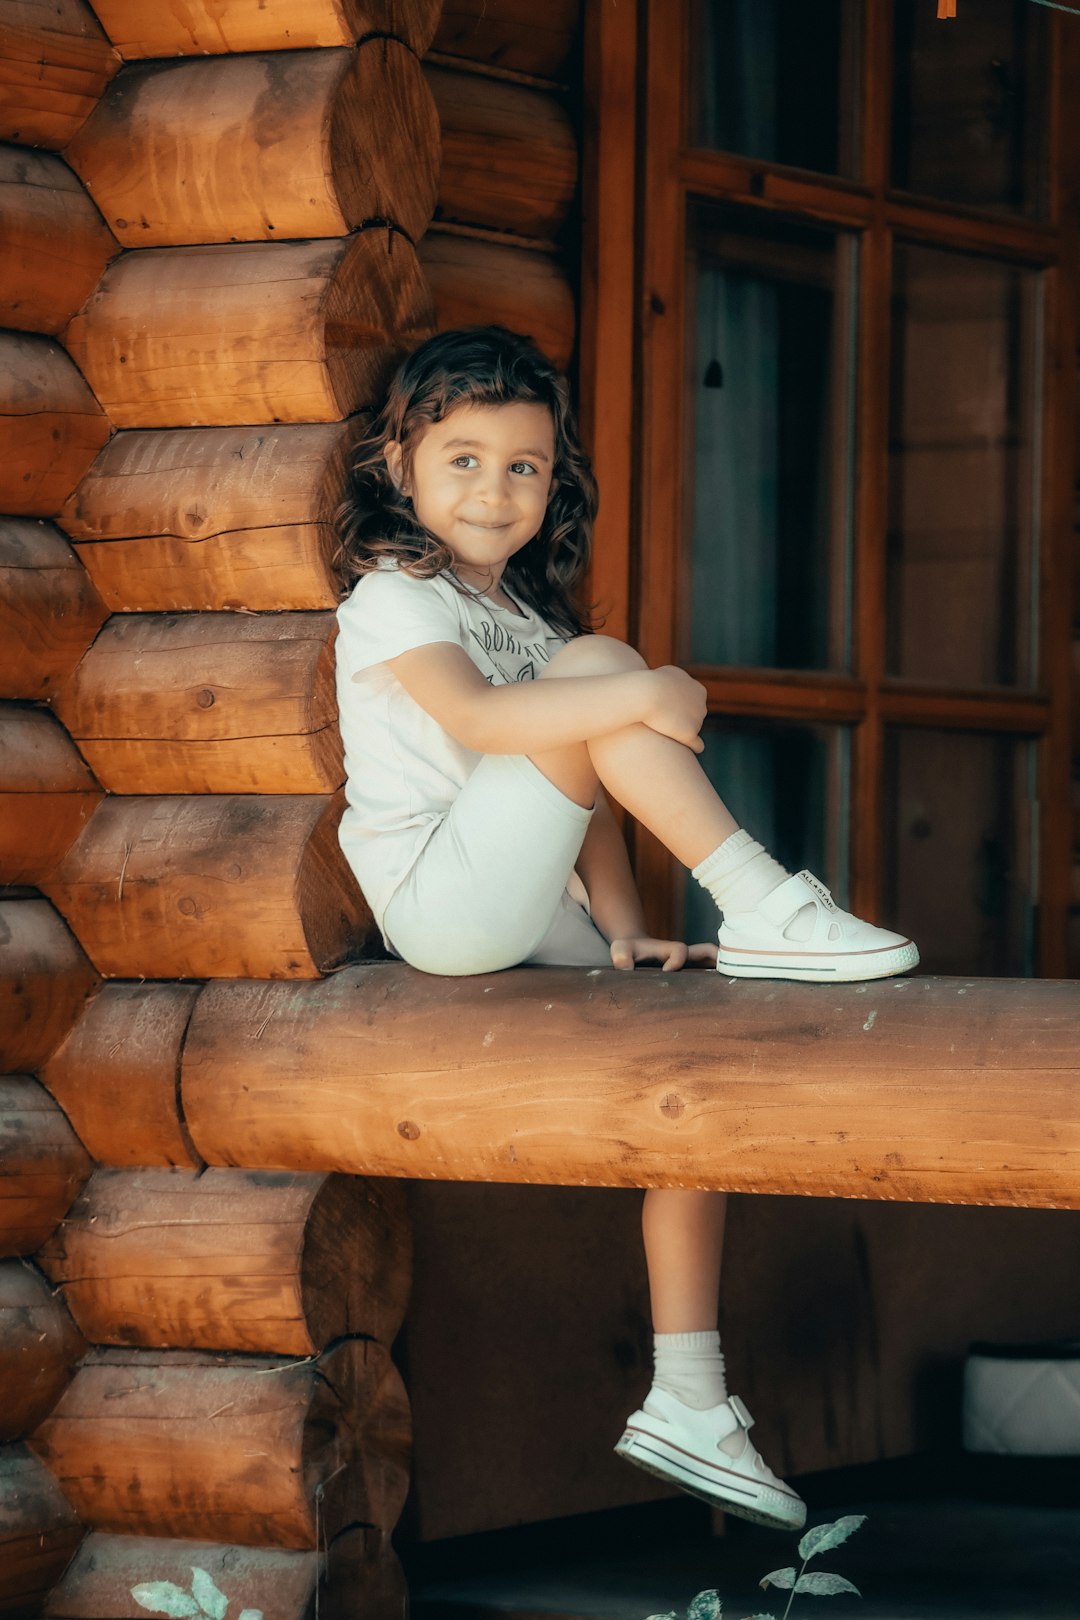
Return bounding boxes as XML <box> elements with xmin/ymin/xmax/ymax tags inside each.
<box><xmin>335</xmin><ymin>325</ymin><xmax>597</xmax><ymax>639</ymax></box>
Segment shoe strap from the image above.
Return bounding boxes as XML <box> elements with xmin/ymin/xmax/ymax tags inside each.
<box><xmin>756</xmin><ymin>872</ymin><xmax>831</xmax><ymax>931</ymax></box>
<box><xmin>727</xmin><ymin>1393</ymin><xmax>754</xmax><ymax>1431</ymax></box>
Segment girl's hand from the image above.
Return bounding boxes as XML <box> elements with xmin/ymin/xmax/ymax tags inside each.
<box><xmin>608</xmin><ymin>937</ymin><xmax>718</xmax><ymax>971</ymax></box>
<box><xmin>643</xmin><ymin>666</ymin><xmax>708</xmax><ymax>753</ymax></box>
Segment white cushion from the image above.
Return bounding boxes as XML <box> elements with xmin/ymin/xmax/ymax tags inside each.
<box><xmin>963</xmin><ymin>1341</ymin><xmax>1080</xmax><ymax>1456</ymax></box>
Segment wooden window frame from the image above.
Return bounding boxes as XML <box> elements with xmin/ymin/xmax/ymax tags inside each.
<box><xmin>578</xmin><ymin>0</ymin><xmax>1080</xmax><ymax>967</ymax></box>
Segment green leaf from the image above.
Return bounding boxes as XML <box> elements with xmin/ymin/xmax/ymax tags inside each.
<box><xmin>191</xmin><ymin>1570</ymin><xmax>228</xmax><ymax>1620</ymax></box>
<box><xmin>794</xmin><ymin>1573</ymin><xmax>861</xmax><ymax>1598</ymax></box>
<box><xmin>759</xmin><ymin>1569</ymin><xmax>796</xmax><ymax>1591</ymax></box>
<box><xmin>687</xmin><ymin>1590</ymin><xmax>722</xmax><ymax>1620</ymax></box>
<box><xmin>644</xmin><ymin>1611</ymin><xmax>678</xmax><ymax>1620</ymax></box>
<box><xmin>130</xmin><ymin>1584</ymin><xmax>201</xmax><ymax>1618</ymax></box>
<box><xmin>742</xmin><ymin>1614</ymin><xmax>777</xmax><ymax>1619</ymax></box>
<box><xmin>797</xmin><ymin>1515</ymin><xmax>867</xmax><ymax>1562</ymax></box>
<box><xmin>236</xmin><ymin>1612</ymin><xmax>264</xmax><ymax>1620</ymax></box>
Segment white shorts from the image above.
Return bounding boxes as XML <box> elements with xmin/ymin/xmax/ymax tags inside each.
<box><xmin>382</xmin><ymin>753</ymin><xmax>612</xmax><ymax>975</ymax></box>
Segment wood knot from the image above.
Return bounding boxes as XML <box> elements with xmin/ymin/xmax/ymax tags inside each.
<box><xmin>397</xmin><ymin>1120</ymin><xmax>421</xmax><ymax>1141</ymax></box>
<box><xmin>196</xmin><ymin>688</ymin><xmax>215</xmax><ymax>708</ymax></box>
<box><xmin>660</xmin><ymin>1093</ymin><xmax>685</xmax><ymax>1119</ymax></box>
<box><xmin>177</xmin><ymin>896</ymin><xmax>199</xmax><ymax>917</ymax></box>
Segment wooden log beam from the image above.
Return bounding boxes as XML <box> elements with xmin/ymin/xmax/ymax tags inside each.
<box><xmin>0</xmin><ymin>0</ymin><xmax>118</xmax><ymax>149</ymax></box>
<box><xmin>29</xmin><ymin>1340</ymin><xmax>410</xmax><ymax>1546</ymax></box>
<box><xmin>37</xmin><ymin>1168</ymin><xmax>410</xmax><ymax>1353</ymax></box>
<box><xmin>0</xmin><ymin>899</ymin><xmax>99</xmax><ymax>1071</ymax></box>
<box><xmin>44</xmin><ymin>795</ymin><xmax>372</xmax><ymax>979</ymax></box>
<box><xmin>44</xmin><ymin>1525</ymin><xmax>406</xmax><ymax>1620</ymax></box>
<box><xmin>41</xmin><ymin>983</ymin><xmax>201</xmax><ymax>1168</ymax></box>
<box><xmin>0</xmin><ymin>1445</ymin><xmax>83</xmax><ymax>1618</ymax></box>
<box><xmin>425</xmin><ymin>63</ymin><xmax>577</xmax><ymax>240</ymax></box>
<box><xmin>53</xmin><ymin>612</ymin><xmax>343</xmax><ymax>795</ymax></box>
<box><xmin>0</xmin><ymin>1262</ymin><xmax>86</xmax><ymax>1443</ymax></box>
<box><xmin>0</xmin><ymin>147</ymin><xmax>116</xmax><ymax>335</ymax></box>
<box><xmin>67</xmin><ymin>43</ymin><xmax>439</xmax><ymax>247</ymax></box>
<box><xmin>181</xmin><ymin>966</ymin><xmax>1080</xmax><ymax>1210</ymax></box>
<box><xmin>0</xmin><ymin>522</ymin><xmax>108</xmax><ymax>700</ymax></box>
<box><xmin>0</xmin><ymin>1076</ymin><xmax>91</xmax><ymax>1259</ymax></box>
<box><xmin>0</xmin><ymin>334</ymin><xmax>109</xmax><ymax>517</ymax></box>
<box><xmin>64</xmin><ymin>232</ymin><xmax>433</xmax><ymax>429</ymax></box>
<box><xmin>86</xmin><ymin>0</ymin><xmax>440</xmax><ymax>57</ymax></box>
<box><xmin>433</xmin><ymin>0</ymin><xmax>580</xmax><ymax>81</ymax></box>
<box><xmin>0</xmin><ymin>707</ymin><xmax>101</xmax><ymax>886</ymax></box>
<box><xmin>420</xmin><ymin>231</ymin><xmax>575</xmax><ymax>369</ymax></box>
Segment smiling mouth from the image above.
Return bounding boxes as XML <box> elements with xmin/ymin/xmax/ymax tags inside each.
<box><xmin>464</xmin><ymin>521</ymin><xmax>512</xmax><ymax>531</ymax></box>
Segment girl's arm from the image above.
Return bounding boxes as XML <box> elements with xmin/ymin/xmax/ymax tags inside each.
<box><xmin>385</xmin><ymin>641</ymin><xmax>705</xmax><ymax>754</ymax></box>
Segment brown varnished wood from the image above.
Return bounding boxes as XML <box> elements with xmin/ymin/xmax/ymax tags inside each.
<box><xmin>38</xmin><ymin>1168</ymin><xmax>410</xmax><ymax>1354</ymax></box>
<box><xmin>0</xmin><ymin>1445</ymin><xmax>83</xmax><ymax>1617</ymax></box>
<box><xmin>53</xmin><ymin>611</ymin><xmax>344</xmax><ymax>795</ymax></box>
<box><xmin>0</xmin><ymin>147</ymin><xmax>116</xmax><ymax>335</ymax></box>
<box><xmin>0</xmin><ymin>707</ymin><xmax>101</xmax><ymax>885</ymax></box>
<box><xmin>64</xmin><ymin>232</ymin><xmax>434</xmax><ymax>430</ymax></box>
<box><xmin>0</xmin><ymin>899</ymin><xmax>99</xmax><ymax>1072</ymax></box>
<box><xmin>63</xmin><ymin>422</ymin><xmax>360</xmax><ymax>613</ymax></box>
<box><xmin>86</xmin><ymin>0</ymin><xmax>441</xmax><ymax>57</ymax></box>
<box><xmin>29</xmin><ymin>1340</ymin><xmax>410</xmax><ymax>1546</ymax></box>
<box><xmin>0</xmin><ymin>333</ymin><xmax>109</xmax><ymax>517</ymax></box>
<box><xmin>425</xmin><ymin>63</ymin><xmax>577</xmax><ymax>241</ymax></box>
<box><xmin>433</xmin><ymin>0</ymin><xmax>579</xmax><ymax>83</ymax></box>
<box><xmin>0</xmin><ymin>522</ymin><xmax>107</xmax><ymax>701</ymax></box>
<box><xmin>44</xmin><ymin>794</ymin><xmax>374</xmax><ymax>980</ymax></box>
<box><xmin>420</xmin><ymin>232</ymin><xmax>575</xmax><ymax>369</ymax></box>
<box><xmin>66</xmin><ymin>44</ymin><xmax>439</xmax><ymax>247</ymax></box>
<box><xmin>0</xmin><ymin>0</ymin><xmax>118</xmax><ymax>149</ymax></box>
<box><xmin>44</xmin><ymin>1525</ymin><xmax>407</xmax><ymax>1620</ymax></box>
<box><xmin>0</xmin><ymin>1076</ymin><xmax>91</xmax><ymax>1258</ymax></box>
<box><xmin>41</xmin><ymin>982</ymin><xmax>202</xmax><ymax>1169</ymax></box>
<box><xmin>0</xmin><ymin>1261</ymin><xmax>85</xmax><ymax>1442</ymax></box>
<box><xmin>181</xmin><ymin>965</ymin><xmax>1080</xmax><ymax>1209</ymax></box>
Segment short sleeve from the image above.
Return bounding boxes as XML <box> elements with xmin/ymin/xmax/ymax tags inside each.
<box><xmin>336</xmin><ymin>569</ymin><xmax>464</xmax><ymax>677</ymax></box>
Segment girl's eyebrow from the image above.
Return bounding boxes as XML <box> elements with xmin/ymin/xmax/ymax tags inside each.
<box><xmin>442</xmin><ymin>436</ymin><xmax>551</xmax><ymax>464</ymax></box>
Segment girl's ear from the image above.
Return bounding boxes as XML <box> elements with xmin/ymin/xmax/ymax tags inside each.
<box><xmin>384</xmin><ymin>440</ymin><xmax>407</xmax><ymax>493</ymax></box>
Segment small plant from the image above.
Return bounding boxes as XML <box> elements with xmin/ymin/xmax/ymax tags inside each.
<box><xmin>131</xmin><ymin>1567</ymin><xmax>262</xmax><ymax>1620</ymax></box>
<box><xmin>645</xmin><ymin>1513</ymin><xmax>867</xmax><ymax>1620</ymax></box>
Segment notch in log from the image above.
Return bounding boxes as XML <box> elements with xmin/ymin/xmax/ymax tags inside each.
<box><xmin>53</xmin><ymin>611</ymin><xmax>344</xmax><ymax>795</ymax></box>
<box><xmin>0</xmin><ymin>0</ymin><xmax>119</xmax><ymax>149</ymax></box>
<box><xmin>0</xmin><ymin>1260</ymin><xmax>86</xmax><ymax>1442</ymax></box>
<box><xmin>0</xmin><ymin>147</ymin><xmax>117</xmax><ymax>336</ymax></box>
<box><xmin>0</xmin><ymin>522</ymin><xmax>108</xmax><ymax>701</ymax></box>
<box><xmin>0</xmin><ymin>333</ymin><xmax>109</xmax><ymax>517</ymax></box>
<box><xmin>0</xmin><ymin>707</ymin><xmax>101</xmax><ymax>886</ymax></box>
<box><xmin>0</xmin><ymin>1443</ymin><xmax>83</xmax><ymax>1617</ymax></box>
<box><xmin>0</xmin><ymin>1076</ymin><xmax>91</xmax><ymax>1259</ymax></box>
<box><xmin>433</xmin><ymin>0</ymin><xmax>580</xmax><ymax>82</ymax></box>
<box><xmin>62</xmin><ymin>422</ymin><xmax>362</xmax><ymax>612</ymax></box>
<box><xmin>0</xmin><ymin>899</ymin><xmax>99</xmax><ymax>1071</ymax></box>
<box><xmin>86</xmin><ymin>0</ymin><xmax>441</xmax><ymax>57</ymax></box>
<box><xmin>67</xmin><ymin>43</ymin><xmax>439</xmax><ymax>247</ymax></box>
<box><xmin>38</xmin><ymin>1168</ymin><xmax>410</xmax><ymax>1354</ymax></box>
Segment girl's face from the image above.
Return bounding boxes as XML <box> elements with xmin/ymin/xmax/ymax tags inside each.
<box><xmin>386</xmin><ymin>400</ymin><xmax>555</xmax><ymax>591</ymax></box>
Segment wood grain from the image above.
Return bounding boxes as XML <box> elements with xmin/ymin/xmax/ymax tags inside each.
<box><xmin>420</xmin><ymin>231</ymin><xmax>575</xmax><ymax>368</ymax></box>
<box><xmin>0</xmin><ymin>333</ymin><xmax>109</xmax><ymax>517</ymax></box>
<box><xmin>67</xmin><ymin>43</ymin><xmax>439</xmax><ymax>246</ymax></box>
<box><xmin>0</xmin><ymin>707</ymin><xmax>101</xmax><ymax>885</ymax></box>
<box><xmin>53</xmin><ymin>611</ymin><xmax>344</xmax><ymax>795</ymax></box>
<box><xmin>41</xmin><ymin>982</ymin><xmax>201</xmax><ymax>1169</ymax></box>
<box><xmin>0</xmin><ymin>146</ymin><xmax>116</xmax><ymax>334</ymax></box>
<box><xmin>0</xmin><ymin>1261</ymin><xmax>85</xmax><ymax>1442</ymax></box>
<box><xmin>0</xmin><ymin>1076</ymin><xmax>91</xmax><ymax>1258</ymax></box>
<box><xmin>0</xmin><ymin>521</ymin><xmax>108</xmax><ymax>701</ymax></box>
<box><xmin>38</xmin><ymin>1168</ymin><xmax>410</xmax><ymax>1353</ymax></box>
<box><xmin>433</xmin><ymin>0</ymin><xmax>580</xmax><ymax>82</ymax></box>
<box><xmin>0</xmin><ymin>0</ymin><xmax>118</xmax><ymax>148</ymax></box>
<box><xmin>0</xmin><ymin>1444</ymin><xmax>83</xmax><ymax>1618</ymax></box>
<box><xmin>181</xmin><ymin>965</ymin><xmax>1080</xmax><ymax>1209</ymax></box>
<box><xmin>63</xmin><ymin>422</ymin><xmax>360</xmax><ymax>612</ymax></box>
<box><xmin>86</xmin><ymin>0</ymin><xmax>440</xmax><ymax>57</ymax></box>
<box><xmin>30</xmin><ymin>1340</ymin><xmax>410</xmax><ymax>1546</ymax></box>
<box><xmin>65</xmin><ymin>232</ymin><xmax>433</xmax><ymax>429</ymax></box>
<box><xmin>0</xmin><ymin>899</ymin><xmax>99</xmax><ymax>1072</ymax></box>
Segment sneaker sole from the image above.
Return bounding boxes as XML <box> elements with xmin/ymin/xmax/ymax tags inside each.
<box><xmin>716</xmin><ymin>939</ymin><xmax>920</xmax><ymax>984</ymax></box>
<box><xmin>614</xmin><ymin>1426</ymin><xmax>806</xmax><ymax>1532</ymax></box>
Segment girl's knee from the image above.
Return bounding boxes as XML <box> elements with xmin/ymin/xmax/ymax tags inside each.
<box><xmin>541</xmin><ymin>634</ymin><xmax>646</xmax><ymax>677</ymax></box>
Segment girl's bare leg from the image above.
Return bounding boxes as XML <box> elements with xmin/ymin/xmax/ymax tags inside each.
<box><xmin>643</xmin><ymin>1187</ymin><xmax>727</xmax><ymax>1332</ymax></box>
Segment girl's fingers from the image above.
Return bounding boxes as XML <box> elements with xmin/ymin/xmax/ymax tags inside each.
<box><xmin>688</xmin><ymin>942</ymin><xmax>718</xmax><ymax>963</ymax></box>
<box><xmin>609</xmin><ymin>941</ymin><xmax>636</xmax><ymax>971</ymax></box>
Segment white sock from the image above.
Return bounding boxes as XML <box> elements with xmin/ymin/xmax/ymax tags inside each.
<box><xmin>651</xmin><ymin>1329</ymin><xmax>728</xmax><ymax>1410</ymax></box>
<box><xmin>692</xmin><ymin>829</ymin><xmax>790</xmax><ymax>916</ymax></box>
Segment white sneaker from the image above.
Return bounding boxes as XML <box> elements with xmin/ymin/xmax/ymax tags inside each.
<box><xmin>615</xmin><ymin>1389</ymin><xmax>806</xmax><ymax>1531</ymax></box>
<box><xmin>717</xmin><ymin>870</ymin><xmax>919</xmax><ymax>983</ymax></box>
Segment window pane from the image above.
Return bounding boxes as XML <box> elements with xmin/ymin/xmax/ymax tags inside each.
<box><xmin>882</xmin><ymin>728</ymin><xmax>1035</xmax><ymax>977</ymax></box>
<box><xmin>684</xmin><ymin>717</ymin><xmax>849</xmax><ymax>944</ymax></box>
<box><xmin>892</xmin><ymin>0</ymin><xmax>1048</xmax><ymax>218</ymax></box>
<box><xmin>887</xmin><ymin>244</ymin><xmax>1040</xmax><ymax>689</ymax></box>
<box><xmin>691</xmin><ymin>0</ymin><xmax>860</xmax><ymax>176</ymax></box>
<box><xmin>686</xmin><ymin>205</ymin><xmax>855</xmax><ymax>672</ymax></box>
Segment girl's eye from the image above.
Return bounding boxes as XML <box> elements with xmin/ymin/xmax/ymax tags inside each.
<box><xmin>511</xmin><ymin>461</ymin><xmax>538</xmax><ymax>476</ymax></box>
<box><xmin>450</xmin><ymin>454</ymin><xmax>479</xmax><ymax>469</ymax></box>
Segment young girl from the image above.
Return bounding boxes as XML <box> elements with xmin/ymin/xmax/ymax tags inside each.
<box><xmin>335</xmin><ymin>325</ymin><xmax>918</xmax><ymax>1533</ymax></box>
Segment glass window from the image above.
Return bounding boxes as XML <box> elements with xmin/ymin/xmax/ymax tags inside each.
<box><xmin>691</xmin><ymin>0</ymin><xmax>860</xmax><ymax>177</ymax></box>
<box><xmin>683</xmin><ymin>717</ymin><xmax>849</xmax><ymax>943</ymax></box>
<box><xmin>892</xmin><ymin>0</ymin><xmax>1048</xmax><ymax>218</ymax></box>
<box><xmin>685</xmin><ymin>205</ymin><xmax>856</xmax><ymax>672</ymax></box>
<box><xmin>882</xmin><ymin>728</ymin><xmax>1035</xmax><ymax>976</ymax></box>
<box><xmin>886</xmin><ymin>243</ymin><xmax>1041</xmax><ymax>689</ymax></box>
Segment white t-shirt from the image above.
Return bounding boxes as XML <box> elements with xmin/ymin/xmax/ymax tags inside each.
<box><xmin>335</xmin><ymin>565</ymin><xmax>566</xmax><ymax>930</ymax></box>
